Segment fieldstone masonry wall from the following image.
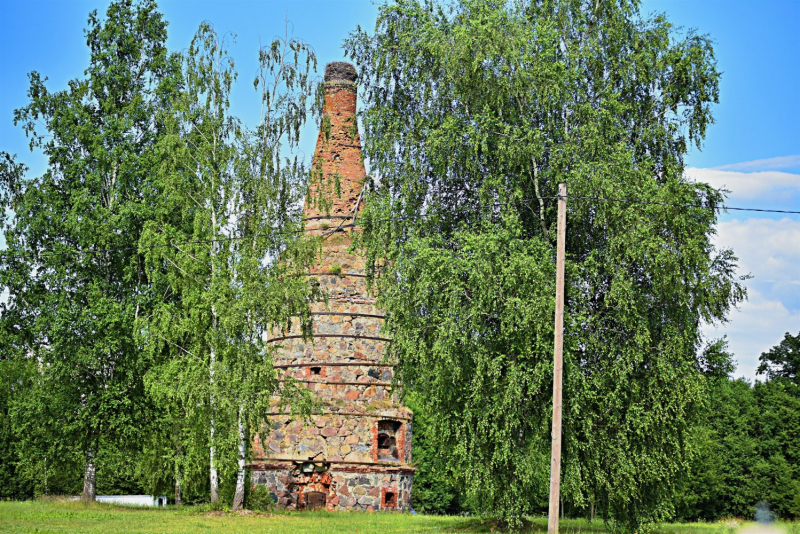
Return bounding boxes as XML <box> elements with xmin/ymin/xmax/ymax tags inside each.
<box><xmin>252</xmin><ymin>469</ymin><xmax>412</xmax><ymax>512</ymax></box>
<box><xmin>249</xmin><ymin>62</ymin><xmax>413</xmax><ymax>512</ymax></box>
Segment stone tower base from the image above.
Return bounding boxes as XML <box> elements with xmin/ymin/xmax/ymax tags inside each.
<box><xmin>251</xmin><ymin>464</ymin><xmax>413</xmax><ymax>511</ymax></box>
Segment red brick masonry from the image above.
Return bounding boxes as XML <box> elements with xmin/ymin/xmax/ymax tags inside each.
<box><xmin>249</xmin><ymin>62</ymin><xmax>413</xmax><ymax>512</ymax></box>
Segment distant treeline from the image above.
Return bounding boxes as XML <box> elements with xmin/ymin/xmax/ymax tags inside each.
<box><xmin>674</xmin><ymin>371</ymin><xmax>800</xmax><ymax>520</ymax></box>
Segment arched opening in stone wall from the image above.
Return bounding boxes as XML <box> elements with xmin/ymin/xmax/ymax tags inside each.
<box><xmin>377</xmin><ymin>420</ymin><xmax>402</xmax><ymax>460</ymax></box>
<box><xmin>290</xmin><ymin>467</ymin><xmax>333</xmax><ymax>511</ymax></box>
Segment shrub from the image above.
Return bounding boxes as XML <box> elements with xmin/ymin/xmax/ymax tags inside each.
<box><xmin>246</xmin><ymin>484</ymin><xmax>275</xmax><ymax>512</ymax></box>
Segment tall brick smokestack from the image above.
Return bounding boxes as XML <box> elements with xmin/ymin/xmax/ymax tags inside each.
<box><xmin>251</xmin><ymin>61</ymin><xmax>414</xmax><ymax>512</ymax></box>
<box><xmin>305</xmin><ymin>62</ymin><xmax>366</xmax><ymax>227</ymax></box>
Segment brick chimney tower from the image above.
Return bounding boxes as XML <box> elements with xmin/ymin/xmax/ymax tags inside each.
<box><xmin>304</xmin><ymin>61</ymin><xmax>366</xmax><ymax>225</ymax></box>
<box><xmin>250</xmin><ymin>62</ymin><xmax>414</xmax><ymax>512</ymax></box>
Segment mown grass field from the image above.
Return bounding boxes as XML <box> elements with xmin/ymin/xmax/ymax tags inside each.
<box><xmin>0</xmin><ymin>500</ymin><xmax>798</xmax><ymax>534</ymax></box>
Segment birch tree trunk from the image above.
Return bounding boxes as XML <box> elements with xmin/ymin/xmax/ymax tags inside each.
<box><xmin>175</xmin><ymin>478</ymin><xmax>182</xmax><ymax>506</ymax></box>
<box><xmin>174</xmin><ymin>454</ymin><xmax>182</xmax><ymax>506</ymax></box>
<box><xmin>209</xmin><ymin>196</ymin><xmax>220</xmax><ymax>504</ymax></box>
<box><xmin>82</xmin><ymin>447</ymin><xmax>96</xmax><ymax>502</ymax></box>
<box><xmin>209</xmin><ymin>422</ymin><xmax>219</xmax><ymax>502</ymax></box>
<box><xmin>232</xmin><ymin>403</ymin><xmax>247</xmax><ymax>511</ymax></box>
<box><xmin>209</xmin><ymin>339</ymin><xmax>219</xmax><ymax>503</ymax></box>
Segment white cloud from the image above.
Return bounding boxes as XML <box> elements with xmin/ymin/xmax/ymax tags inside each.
<box><xmin>703</xmin><ymin>289</ymin><xmax>800</xmax><ymax>382</ymax></box>
<box><xmin>716</xmin><ymin>218</ymin><xmax>800</xmax><ymax>304</ymax></box>
<box><xmin>691</xmin><ymin>156</ymin><xmax>799</xmax><ymax>381</ymax></box>
<box><xmin>686</xmin><ymin>167</ymin><xmax>800</xmax><ymax>203</ymax></box>
<box><xmin>714</xmin><ymin>155</ymin><xmax>800</xmax><ymax>172</ymax></box>
<box><xmin>704</xmin><ymin>217</ymin><xmax>800</xmax><ymax>381</ymax></box>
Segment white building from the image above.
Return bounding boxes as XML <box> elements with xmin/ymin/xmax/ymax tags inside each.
<box><xmin>95</xmin><ymin>495</ymin><xmax>167</xmax><ymax>507</ymax></box>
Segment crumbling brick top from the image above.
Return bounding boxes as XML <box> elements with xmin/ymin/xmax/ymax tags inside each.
<box><xmin>325</xmin><ymin>62</ymin><xmax>357</xmax><ymax>83</ymax></box>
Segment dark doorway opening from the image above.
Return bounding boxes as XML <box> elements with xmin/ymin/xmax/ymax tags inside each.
<box><xmin>304</xmin><ymin>491</ymin><xmax>327</xmax><ymax>510</ymax></box>
<box><xmin>377</xmin><ymin>420</ymin><xmax>402</xmax><ymax>460</ymax></box>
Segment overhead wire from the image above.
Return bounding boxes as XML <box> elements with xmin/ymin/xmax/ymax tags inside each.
<box><xmin>565</xmin><ymin>195</ymin><xmax>800</xmax><ymax>215</ymax></box>
<box><xmin>0</xmin><ymin>195</ymin><xmax>798</xmax><ymax>260</ymax></box>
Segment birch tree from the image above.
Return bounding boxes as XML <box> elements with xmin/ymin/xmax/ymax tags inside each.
<box><xmin>138</xmin><ymin>22</ymin><xmax>320</xmax><ymax>507</ymax></box>
<box><xmin>347</xmin><ymin>0</ymin><xmax>746</xmax><ymax>530</ymax></box>
<box><xmin>0</xmin><ymin>0</ymin><xmax>180</xmax><ymax>501</ymax></box>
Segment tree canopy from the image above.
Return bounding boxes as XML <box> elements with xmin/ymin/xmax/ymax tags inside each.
<box><xmin>758</xmin><ymin>331</ymin><xmax>799</xmax><ymax>384</ymax></box>
<box><xmin>346</xmin><ymin>0</ymin><xmax>746</xmax><ymax>529</ymax></box>
<box><xmin>1</xmin><ymin>0</ymin><xmax>180</xmax><ymax>501</ymax></box>
<box><xmin>0</xmin><ymin>0</ymin><xmax>321</xmax><ymax>506</ymax></box>
<box><xmin>137</xmin><ymin>21</ymin><xmax>321</xmax><ymax>508</ymax></box>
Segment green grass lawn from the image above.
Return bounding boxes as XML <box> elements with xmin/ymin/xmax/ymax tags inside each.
<box><xmin>0</xmin><ymin>500</ymin><xmax>797</xmax><ymax>534</ymax></box>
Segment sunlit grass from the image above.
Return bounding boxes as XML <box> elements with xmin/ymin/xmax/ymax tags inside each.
<box><xmin>0</xmin><ymin>500</ymin><xmax>797</xmax><ymax>533</ymax></box>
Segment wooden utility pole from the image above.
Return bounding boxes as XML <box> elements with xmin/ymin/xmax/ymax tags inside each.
<box><xmin>548</xmin><ymin>182</ymin><xmax>567</xmax><ymax>534</ymax></box>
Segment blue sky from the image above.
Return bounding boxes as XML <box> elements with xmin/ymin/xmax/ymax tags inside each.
<box><xmin>1</xmin><ymin>0</ymin><xmax>798</xmax><ymax>380</ymax></box>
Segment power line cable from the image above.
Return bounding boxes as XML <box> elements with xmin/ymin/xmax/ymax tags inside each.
<box><xmin>0</xmin><ymin>195</ymin><xmax>797</xmax><ymax>260</ymax></box>
<box><xmin>566</xmin><ymin>195</ymin><xmax>800</xmax><ymax>215</ymax></box>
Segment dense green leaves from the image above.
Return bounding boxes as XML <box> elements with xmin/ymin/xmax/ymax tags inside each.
<box><xmin>758</xmin><ymin>331</ymin><xmax>799</xmax><ymax>384</ymax></box>
<box><xmin>136</xmin><ymin>21</ymin><xmax>321</xmax><ymax>507</ymax></box>
<box><xmin>1</xmin><ymin>0</ymin><xmax>180</xmax><ymax>501</ymax></box>
<box><xmin>382</xmin><ymin>226</ymin><xmax>556</xmax><ymax>515</ymax></box>
<box><xmin>0</xmin><ymin>2</ymin><xmax>321</xmax><ymax>506</ymax></box>
<box><xmin>405</xmin><ymin>394</ymin><xmax>466</xmax><ymax>514</ymax></box>
<box><xmin>347</xmin><ymin>0</ymin><xmax>745</xmax><ymax>530</ymax></box>
<box><xmin>676</xmin><ymin>374</ymin><xmax>800</xmax><ymax>521</ymax></box>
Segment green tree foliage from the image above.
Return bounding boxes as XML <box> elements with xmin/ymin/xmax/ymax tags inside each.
<box><xmin>752</xmin><ymin>378</ymin><xmax>800</xmax><ymax>519</ymax></box>
<box><xmin>136</xmin><ymin>22</ymin><xmax>321</xmax><ymax>508</ymax></box>
<box><xmin>0</xmin><ymin>322</ymin><xmax>34</xmax><ymax>499</ymax></box>
<box><xmin>405</xmin><ymin>394</ymin><xmax>466</xmax><ymax>514</ymax></box>
<box><xmin>346</xmin><ymin>0</ymin><xmax>745</xmax><ymax>529</ymax></box>
<box><xmin>0</xmin><ymin>155</ymin><xmax>32</xmax><ymax>499</ymax></box>
<box><xmin>676</xmin><ymin>375</ymin><xmax>800</xmax><ymax>521</ymax></box>
<box><xmin>0</xmin><ymin>0</ymin><xmax>180</xmax><ymax>501</ymax></box>
<box><xmin>687</xmin><ymin>333</ymin><xmax>800</xmax><ymax>521</ymax></box>
<box><xmin>758</xmin><ymin>331</ymin><xmax>799</xmax><ymax>384</ymax></box>
<box><xmin>676</xmin><ymin>378</ymin><xmax>761</xmax><ymax>520</ymax></box>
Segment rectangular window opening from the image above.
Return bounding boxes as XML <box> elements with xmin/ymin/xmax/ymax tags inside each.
<box><xmin>377</xmin><ymin>420</ymin><xmax>402</xmax><ymax>461</ymax></box>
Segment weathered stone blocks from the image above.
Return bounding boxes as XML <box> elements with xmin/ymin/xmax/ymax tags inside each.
<box><xmin>249</xmin><ymin>61</ymin><xmax>413</xmax><ymax>513</ymax></box>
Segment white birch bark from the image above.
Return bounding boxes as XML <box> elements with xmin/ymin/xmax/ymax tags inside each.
<box><xmin>208</xmin><ymin>197</ymin><xmax>220</xmax><ymax>503</ymax></box>
<box><xmin>232</xmin><ymin>403</ymin><xmax>247</xmax><ymax>511</ymax></box>
<box><xmin>81</xmin><ymin>447</ymin><xmax>96</xmax><ymax>502</ymax></box>
<box><xmin>175</xmin><ymin>454</ymin><xmax>183</xmax><ymax>506</ymax></box>
<box><xmin>209</xmin><ymin>339</ymin><xmax>219</xmax><ymax>503</ymax></box>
